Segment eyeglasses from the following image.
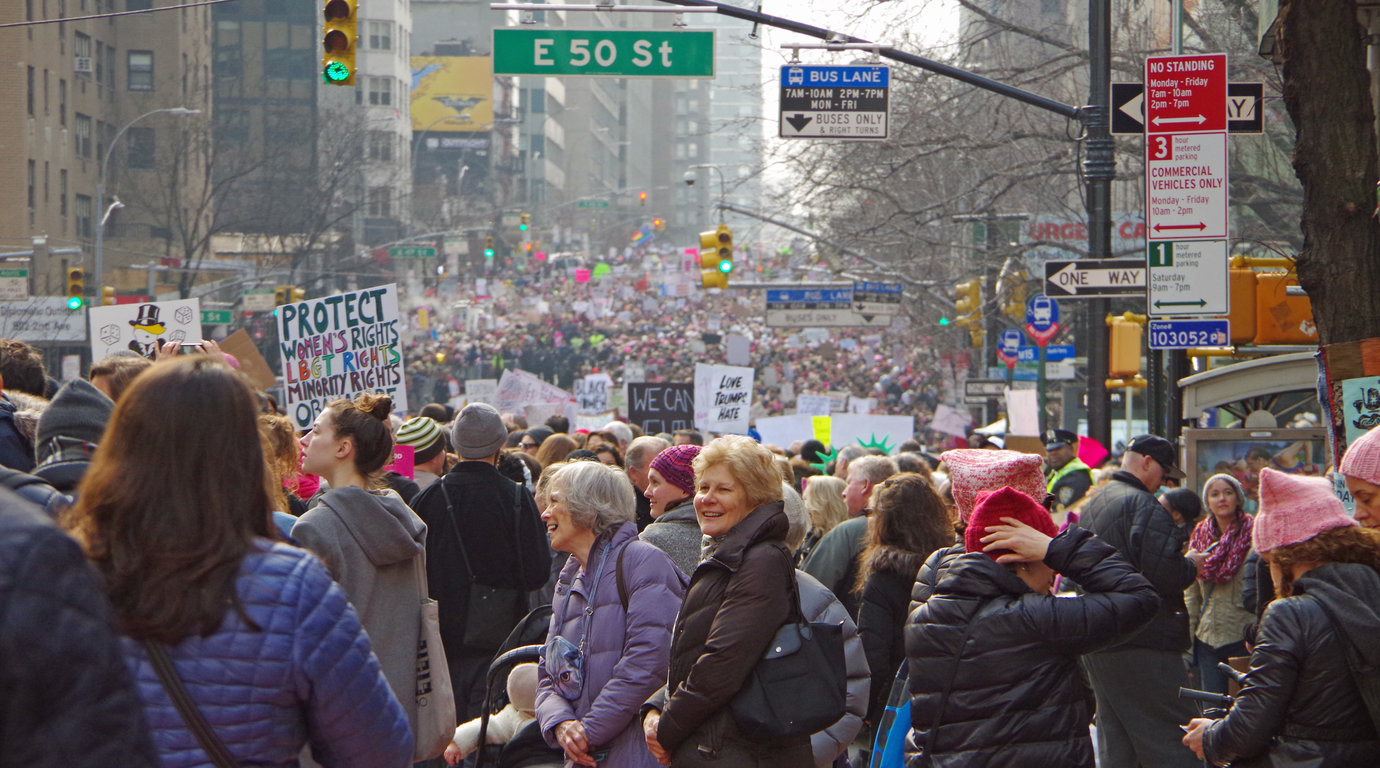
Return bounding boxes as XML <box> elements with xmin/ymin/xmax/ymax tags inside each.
<box><xmin>520</xmin><ymin>441</ymin><xmax>539</xmax><ymax>449</ymax></box>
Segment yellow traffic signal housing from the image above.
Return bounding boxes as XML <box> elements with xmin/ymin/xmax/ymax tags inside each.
<box><xmin>715</xmin><ymin>225</ymin><xmax>734</xmax><ymax>275</ymax></box>
<box><xmin>1107</xmin><ymin>312</ymin><xmax>1145</xmax><ymax>379</ymax></box>
<box><xmin>1002</xmin><ymin>278</ymin><xmax>1029</xmax><ymax>320</ymax></box>
<box><xmin>274</xmin><ymin>285</ymin><xmax>290</xmax><ymax>306</ymax></box>
<box><xmin>954</xmin><ymin>278</ymin><xmax>982</xmax><ymax>335</ymax></box>
<box><xmin>322</xmin><ymin>0</ymin><xmax>357</xmax><ymax>86</ymax></box>
<box><xmin>291</xmin><ymin>286</ymin><xmax>306</xmax><ymax>303</ymax></box>
<box><xmin>483</xmin><ymin>236</ymin><xmax>496</xmax><ymax>258</ymax></box>
<box><xmin>519</xmin><ymin>212</ymin><xmax>531</xmax><ymax>232</ymax></box>
<box><xmin>698</xmin><ymin>230</ymin><xmax>727</xmax><ymax>289</ymax></box>
<box><xmin>101</xmin><ymin>285</ymin><xmax>116</xmax><ymax>306</ymax></box>
<box><xmin>65</xmin><ymin>267</ymin><xmax>85</xmax><ymax>310</ymax></box>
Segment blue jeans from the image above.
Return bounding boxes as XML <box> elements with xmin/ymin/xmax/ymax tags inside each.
<box><xmin>1194</xmin><ymin>638</ymin><xmax>1248</xmax><ymax>695</ymax></box>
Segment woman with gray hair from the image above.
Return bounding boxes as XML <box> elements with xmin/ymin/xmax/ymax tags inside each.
<box><xmin>536</xmin><ymin>460</ymin><xmax>685</xmax><ymax>767</ymax></box>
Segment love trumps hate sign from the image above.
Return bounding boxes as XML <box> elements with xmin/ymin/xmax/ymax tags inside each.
<box><xmin>278</xmin><ymin>284</ymin><xmax>408</xmax><ymax>430</ymax></box>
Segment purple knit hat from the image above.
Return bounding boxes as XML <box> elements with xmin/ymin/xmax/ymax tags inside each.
<box><xmin>1340</xmin><ymin>425</ymin><xmax>1380</xmax><ymax>485</ymax></box>
<box><xmin>650</xmin><ymin>444</ymin><xmax>701</xmax><ymax>497</ymax></box>
<box><xmin>1254</xmin><ymin>468</ymin><xmax>1358</xmax><ymax>553</ymax></box>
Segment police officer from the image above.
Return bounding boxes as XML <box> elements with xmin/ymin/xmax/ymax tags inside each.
<box><xmin>1045</xmin><ymin>428</ymin><xmax>1093</xmax><ymax>512</ymax></box>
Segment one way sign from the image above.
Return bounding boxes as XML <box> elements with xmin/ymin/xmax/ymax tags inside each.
<box><xmin>1044</xmin><ymin>259</ymin><xmax>1147</xmax><ymax>298</ymax></box>
<box><xmin>1111</xmin><ymin>82</ymin><xmax>1264</xmax><ymax>135</ymax></box>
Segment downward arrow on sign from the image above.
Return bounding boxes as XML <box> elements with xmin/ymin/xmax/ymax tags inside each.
<box><xmin>786</xmin><ymin>114</ymin><xmax>813</xmax><ymax>132</ymax></box>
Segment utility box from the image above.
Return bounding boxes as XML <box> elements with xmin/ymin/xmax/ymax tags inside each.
<box><xmin>1254</xmin><ymin>272</ymin><xmax>1317</xmax><ymax>345</ymax></box>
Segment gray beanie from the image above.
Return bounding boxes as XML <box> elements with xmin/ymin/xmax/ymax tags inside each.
<box><xmin>1202</xmin><ymin>472</ymin><xmax>1246</xmax><ymax>509</ymax></box>
<box><xmin>34</xmin><ymin>378</ymin><xmax>115</xmax><ymax>490</ymax></box>
<box><xmin>452</xmin><ymin>402</ymin><xmax>508</xmax><ymax>459</ymax></box>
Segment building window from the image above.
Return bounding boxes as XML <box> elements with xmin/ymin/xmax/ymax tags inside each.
<box><xmin>368</xmin><ymin>131</ymin><xmax>393</xmax><ymax>162</ymax></box>
<box><xmin>126</xmin><ymin>0</ymin><xmax>152</xmax><ymax>9</ymax></box>
<box><xmin>128</xmin><ymin>51</ymin><xmax>153</xmax><ymax>91</ymax></box>
<box><xmin>128</xmin><ymin>126</ymin><xmax>155</xmax><ymax>169</ymax></box>
<box><xmin>59</xmin><ymin>79</ymin><xmax>66</xmax><ymax>125</ymax></box>
<box><xmin>43</xmin><ymin>161</ymin><xmax>49</xmax><ymax>202</ymax></box>
<box><xmin>75</xmin><ymin>113</ymin><xmax>92</xmax><ymax>157</ymax></box>
<box><xmin>367</xmin><ymin>187</ymin><xmax>391</xmax><ymax>218</ymax></box>
<box><xmin>367</xmin><ymin>77</ymin><xmax>392</xmax><ymax>106</ymax></box>
<box><xmin>105</xmin><ymin>42</ymin><xmax>116</xmax><ymax>89</ymax></box>
<box><xmin>74</xmin><ymin>32</ymin><xmax>91</xmax><ymax>74</ymax></box>
<box><xmin>26</xmin><ymin>67</ymin><xmax>33</xmax><ymax>115</ymax></box>
<box><xmin>60</xmin><ymin>170</ymin><xmax>68</xmax><ymax>216</ymax></box>
<box><xmin>75</xmin><ymin>194</ymin><xmax>92</xmax><ymax>238</ymax></box>
<box><xmin>28</xmin><ymin>161</ymin><xmax>35</xmax><ymax>210</ymax></box>
<box><xmin>368</xmin><ymin>20</ymin><xmax>392</xmax><ymax>50</ymax></box>
<box><xmin>95</xmin><ymin>41</ymin><xmax>103</xmax><ymax>83</ymax></box>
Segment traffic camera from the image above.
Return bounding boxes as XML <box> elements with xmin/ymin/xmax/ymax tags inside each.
<box><xmin>321</xmin><ymin>0</ymin><xmax>357</xmax><ymax>86</ymax></box>
<box><xmin>65</xmin><ymin>267</ymin><xmax>85</xmax><ymax>311</ymax></box>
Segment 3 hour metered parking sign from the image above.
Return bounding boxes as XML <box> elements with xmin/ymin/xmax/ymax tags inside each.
<box><xmin>780</xmin><ymin>65</ymin><xmax>889</xmax><ymax>140</ymax></box>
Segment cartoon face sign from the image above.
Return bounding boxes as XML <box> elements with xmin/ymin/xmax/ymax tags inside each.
<box><xmin>127</xmin><ymin>303</ymin><xmax>167</xmax><ymax>360</ymax></box>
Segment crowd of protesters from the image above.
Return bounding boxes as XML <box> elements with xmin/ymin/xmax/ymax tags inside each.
<box><xmin>1</xmin><ymin>332</ymin><xmax>1379</xmax><ymax>768</ymax></box>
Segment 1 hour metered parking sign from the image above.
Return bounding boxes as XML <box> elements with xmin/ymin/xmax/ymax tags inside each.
<box><xmin>780</xmin><ymin>65</ymin><xmax>889</xmax><ymax>140</ymax></box>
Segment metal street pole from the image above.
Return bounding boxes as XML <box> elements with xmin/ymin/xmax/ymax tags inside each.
<box><xmin>1083</xmin><ymin>0</ymin><xmax>1115</xmax><ymax>449</ymax></box>
<box><xmin>95</xmin><ymin>107</ymin><xmax>200</xmax><ymax>297</ymax></box>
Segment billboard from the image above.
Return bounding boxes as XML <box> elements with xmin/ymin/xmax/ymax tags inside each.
<box><xmin>411</xmin><ymin>56</ymin><xmax>494</xmax><ymax>133</ymax></box>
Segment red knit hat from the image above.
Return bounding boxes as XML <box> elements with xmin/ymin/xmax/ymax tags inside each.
<box><xmin>1254</xmin><ymin>468</ymin><xmax>1357</xmax><ymax>553</ymax></box>
<box><xmin>941</xmin><ymin>449</ymin><xmax>1048</xmax><ymax>522</ymax></box>
<box><xmin>1340</xmin><ymin>425</ymin><xmax>1380</xmax><ymax>485</ymax></box>
<box><xmin>964</xmin><ymin>486</ymin><xmax>1059</xmax><ymax>560</ymax></box>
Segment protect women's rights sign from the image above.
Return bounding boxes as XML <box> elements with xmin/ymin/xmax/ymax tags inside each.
<box><xmin>278</xmin><ymin>284</ymin><xmax>407</xmax><ymax>429</ymax></box>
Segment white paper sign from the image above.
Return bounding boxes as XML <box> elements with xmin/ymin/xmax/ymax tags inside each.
<box><xmin>694</xmin><ymin>363</ymin><xmax>753</xmax><ymax>434</ymax></box>
<box><xmin>848</xmin><ymin>397</ymin><xmax>876</xmax><ymax>414</ymax></box>
<box><xmin>496</xmin><ymin>369</ymin><xmax>574</xmax><ymax>413</ymax></box>
<box><xmin>796</xmin><ymin>394</ymin><xmax>835</xmax><ymax>417</ymax></box>
<box><xmin>725</xmin><ymin>333</ymin><xmax>751</xmax><ymax>366</ymax></box>
<box><xmin>89</xmin><ymin>298</ymin><xmax>203</xmax><ymax>361</ymax></box>
<box><xmin>276</xmin><ymin>285</ymin><xmax>406</xmax><ymax>430</ymax></box>
<box><xmin>755</xmin><ymin>414</ymin><xmax>818</xmax><ymax>450</ymax></box>
<box><xmin>930</xmin><ymin>404</ymin><xmax>974</xmax><ymax>438</ymax></box>
<box><xmin>575</xmin><ymin>373</ymin><xmax>614</xmax><ymax>414</ymax></box>
<box><xmin>830</xmin><ymin>414</ymin><xmax>915</xmax><ymax>453</ymax></box>
<box><xmin>1005</xmin><ymin>388</ymin><xmax>1041</xmax><ymax>437</ymax></box>
<box><xmin>466</xmin><ymin>378</ymin><xmax>498</xmax><ymax>405</ymax></box>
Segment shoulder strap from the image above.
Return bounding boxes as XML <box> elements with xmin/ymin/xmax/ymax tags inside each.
<box><xmin>617</xmin><ymin>544</ymin><xmax>630</xmax><ymax>612</ymax></box>
<box><xmin>922</xmin><ymin>602</ymin><xmax>986</xmax><ymax>763</ymax></box>
<box><xmin>439</xmin><ymin>480</ymin><xmax>477</xmax><ymax>582</ymax></box>
<box><xmin>141</xmin><ymin>640</ymin><xmax>240</xmax><ymax>768</ymax></box>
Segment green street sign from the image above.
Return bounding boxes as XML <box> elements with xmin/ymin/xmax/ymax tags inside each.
<box><xmin>493</xmin><ymin>29</ymin><xmax>716</xmax><ymax>78</ymax></box>
<box><xmin>0</xmin><ymin>269</ymin><xmax>28</xmax><ymax>278</ymax></box>
<box><xmin>577</xmin><ymin>200</ymin><xmax>611</xmax><ymax>209</ymax></box>
<box><xmin>389</xmin><ymin>245</ymin><xmax>438</xmax><ymax>259</ymax></box>
<box><xmin>201</xmin><ymin>310</ymin><xmax>233</xmax><ymax>325</ymax></box>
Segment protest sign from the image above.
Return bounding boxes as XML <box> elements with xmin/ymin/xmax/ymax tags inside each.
<box><xmin>694</xmin><ymin>363</ymin><xmax>753</xmax><ymax>435</ymax></box>
<box><xmin>628</xmin><ymin>383</ymin><xmax>694</xmax><ymax>434</ymax></box>
<box><xmin>848</xmin><ymin>397</ymin><xmax>876</xmax><ymax>414</ymax></box>
<box><xmin>1005</xmin><ymin>388</ymin><xmax>1040</xmax><ymax>436</ymax></box>
<box><xmin>496</xmin><ymin>369</ymin><xmax>573</xmax><ymax>413</ymax></box>
<box><xmin>725</xmin><ymin>333</ymin><xmax>751</xmax><ymax>366</ymax></box>
<box><xmin>387</xmin><ymin>445</ymin><xmax>415</xmax><ymax>479</ymax></box>
<box><xmin>930</xmin><ymin>404</ymin><xmax>974</xmax><ymax>438</ymax></box>
<box><xmin>89</xmin><ymin>299</ymin><xmax>202</xmax><ymax>361</ymax></box>
<box><xmin>796</xmin><ymin>394</ymin><xmax>835</xmax><ymax>417</ymax></box>
<box><xmin>278</xmin><ymin>284</ymin><xmax>406</xmax><ymax>430</ymax></box>
<box><xmin>575</xmin><ymin>373</ymin><xmax>614</xmax><ymax>414</ymax></box>
<box><xmin>755</xmin><ymin>414</ymin><xmax>816</xmax><ymax>451</ymax></box>
<box><xmin>830</xmin><ymin>414</ymin><xmax>915</xmax><ymax>453</ymax></box>
<box><xmin>220</xmin><ymin>329</ymin><xmax>277</xmax><ymax>391</ymax></box>
<box><xmin>466</xmin><ymin>378</ymin><xmax>499</xmax><ymax>405</ymax></box>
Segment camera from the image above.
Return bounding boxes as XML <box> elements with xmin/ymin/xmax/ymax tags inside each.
<box><xmin>683</xmin><ymin>170</ymin><xmax>696</xmax><ymax>187</ymax></box>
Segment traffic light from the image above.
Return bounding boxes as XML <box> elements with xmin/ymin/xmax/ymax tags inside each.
<box><xmin>101</xmin><ymin>285</ymin><xmax>115</xmax><ymax>306</ymax></box>
<box><xmin>638</xmin><ymin>191</ymin><xmax>648</xmax><ymax>206</ymax></box>
<box><xmin>698</xmin><ymin>230</ymin><xmax>727</xmax><ymax>289</ymax></box>
<box><xmin>714</xmin><ymin>224</ymin><xmax>734</xmax><ymax>276</ymax></box>
<box><xmin>1107</xmin><ymin>312</ymin><xmax>1147</xmax><ymax>381</ymax></box>
<box><xmin>519</xmin><ymin>212</ymin><xmax>530</xmax><ymax>232</ymax></box>
<box><xmin>484</xmin><ymin>236</ymin><xmax>496</xmax><ymax>259</ymax></box>
<box><xmin>321</xmin><ymin>0</ymin><xmax>357</xmax><ymax>86</ymax></box>
<box><xmin>953</xmin><ymin>278</ymin><xmax>983</xmax><ymax>347</ymax></box>
<box><xmin>274</xmin><ymin>285</ymin><xmax>290</xmax><ymax>306</ymax></box>
<box><xmin>65</xmin><ymin>267</ymin><xmax>84</xmax><ymax>310</ymax></box>
<box><xmin>1002</xmin><ymin>275</ymin><xmax>1029</xmax><ymax>320</ymax></box>
<box><xmin>291</xmin><ymin>286</ymin><xmax>306</xmax><ymax>303</ymax></box>
<box><xmin>652</xmin><ymin>218</ymin><xmax>665</xmax><ymax>231</ymax></box>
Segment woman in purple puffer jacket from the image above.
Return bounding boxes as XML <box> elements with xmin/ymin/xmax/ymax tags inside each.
<box><xmin>536</xmin><ymin>460</ymin><xmax>686</xmax><ymax>767</ymax></box>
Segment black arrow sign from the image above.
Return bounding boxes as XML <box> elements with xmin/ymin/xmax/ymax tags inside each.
<box><xmin>1153</xmin><ymin>299</ymin><xmax>1208</xmax><ymax>308</ymax></box>
<box><xmin>786</xmin><ymin>114</ymin><xmax>813</xmax><ymax>132</ymax></box>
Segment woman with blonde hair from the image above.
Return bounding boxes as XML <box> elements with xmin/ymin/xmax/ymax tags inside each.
<box><xmin>64</xmin><ymin>357</ymin><xmax>412</xmax><ymax>766</ymax></box>
<box><xmin>796</xmin><ymin>475</ymin><xmax>847</xmax><ymax>565</ymax></box>
<box><xmin>536</xmin><ymin>433</ymin><xmax>579</xmax><ymax>469</ymax></box>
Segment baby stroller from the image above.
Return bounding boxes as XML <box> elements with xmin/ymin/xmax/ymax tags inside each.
<box><xmin>473</xmin><ymin>606</ymin><xmax>564</xmax><ymax>768</ymax></box>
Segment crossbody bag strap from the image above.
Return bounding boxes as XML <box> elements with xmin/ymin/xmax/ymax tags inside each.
<box><xmin>141</xmin><ymin>640</ymin><xmax>240</xmax><ymax>768</ymax></box>
<box><xmin>511</xmin><ymin>480</ymin><xmax>526</xmax><ymax>587</ymax></box>
<box><xmin>922</xmin><ymin>602</ymin><xmax>986</xmax><ymax>762</ymax></box>
<box><xmin>439</xmin><ymin>480</ymin><xmax>477</xmax><ymax>582</ymax></box>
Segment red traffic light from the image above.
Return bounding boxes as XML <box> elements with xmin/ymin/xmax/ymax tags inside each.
<box><xmin>324</xmin><ymin>29</ymin><xmax>349</xmax><ymax>52</ymax></box>
<box><xmin>324</xmin><ymin>0</ymin><xmax>351</xmax><ymax>20</ymax></box>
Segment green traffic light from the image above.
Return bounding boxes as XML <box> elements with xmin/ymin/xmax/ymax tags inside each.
<box><xmin>519</xmin><ymin>224</ymin><xmax>528</xmax><ymax>232</ymax></box>
<box><xmin>939</xmin><ymin>317</ymin><xmax>950</xmax><ymax>326</ymax></box>
<box><xmin>484</xmin><ymin>249</ymin><xmax>496</xmax><ymax>258</ymax></box>
<box><xmin>67</xmin><ymin>296</ymin><xmax>84</xmax><ymax>311</ymax></box>
<box><xmin>323</xmin><ymin>62</ymin><xmax>351</xmax><ymax>83</ymax></box>
<box><xmin>718</xmin><ymin>261</ymin><xmax>733</xmax><ymax>274</ymax></box>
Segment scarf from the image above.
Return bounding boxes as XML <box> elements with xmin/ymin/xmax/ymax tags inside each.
<box><xmin>1189</xmin><ymin>513</ymin><xmax>1254</xmax><ymax>583</ymax></box>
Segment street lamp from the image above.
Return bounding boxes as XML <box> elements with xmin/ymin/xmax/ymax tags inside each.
<box><xmin>95</xmin><ymin>106</ymin><xmax>200</xmax><ymax>296</ymax></box>
<box><xmin>687</xmin><ymin>164</ymin><xmax>728</xmax><ymax>222</ymax></box>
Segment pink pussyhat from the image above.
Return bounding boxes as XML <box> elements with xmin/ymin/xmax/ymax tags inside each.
<box><xmin>1254</xmin><ymin>467</ymin><xmax>1358</xmax><ymax>553</ymax></box>
<box><xmin>940</xmin><ymin>449</ymin><xmax>1048</xmax><ymax>522</ymax></box>
<box><xmin>1340</xmin><ymin>424</ymin><xmax>1380</xmax><ymax>485</ymax></box>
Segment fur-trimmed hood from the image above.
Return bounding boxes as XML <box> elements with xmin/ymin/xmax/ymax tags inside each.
<box><xmin>3</xmin><ymin>390</ymin><xmax>47</xmax><ymax>451</ymax></box>
<box><xmin>868</xmin><ymin>544</ymin><xmax>930</xmax><ymax>577</ymax></box>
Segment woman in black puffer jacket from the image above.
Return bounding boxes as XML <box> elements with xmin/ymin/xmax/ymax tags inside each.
<box><xmin>1183</xmin><ymin>469</ymin><xmax>1380</xmax><ymax>767</ymax></box>
<box><xmin>906</xmin><ymin>487</ymin><xmax>1158</xmax><ymax>768</ymax></box>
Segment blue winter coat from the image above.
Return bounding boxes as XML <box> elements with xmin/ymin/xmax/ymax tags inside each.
<box><xmin>536</xmin><ymin>521</ymin><xmax>685</xmax><ymax>768</ymax></box>
<box><xmin>122</xmin><ymin>540</ymin><xmax>414</xmax><ymax>768</ymax></box>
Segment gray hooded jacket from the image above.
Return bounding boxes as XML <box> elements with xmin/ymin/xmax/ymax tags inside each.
<box><xmin>293</xmin><ymin>487</ymin><xmax>427</xmax><ymax>736</ymax></box>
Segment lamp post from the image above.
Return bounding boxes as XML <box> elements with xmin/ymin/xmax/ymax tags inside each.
<box><xmin>94</xmin><ymin>106</ymin><xmax>200</xmax><ymax>297</ymax></box>
<box><xmin>689</xmin><ymin>163</ymin><xmax>728</xmax><ymax>222</ymax></box>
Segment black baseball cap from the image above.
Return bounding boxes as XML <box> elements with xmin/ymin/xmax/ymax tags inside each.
<box><xmin>1043</xmin><ymin>429</ymin><xmax>1079</xmax><ymax>450</ymax></box>
<box><xmin>1126</xmin><ymin>434</ymin><xmax>1186</xmax><ymax>480</ymax></box>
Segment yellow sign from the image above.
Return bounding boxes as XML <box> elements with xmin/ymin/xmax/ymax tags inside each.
<box><xmin>411</xmin><ymin>57</ymin><xmax>495</xmax><ymax>132</ymax></box>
